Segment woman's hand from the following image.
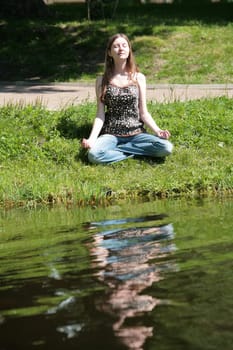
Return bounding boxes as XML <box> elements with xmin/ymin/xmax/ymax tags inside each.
<box><xmin>156</xmin><ymin>130</ymin><xmax>171</xmax><ymax>139</ymax></box>
<box><xmin>81</xmin><ymin>138</ymin><xmax>93</xmax><ymax>149</ymax></box>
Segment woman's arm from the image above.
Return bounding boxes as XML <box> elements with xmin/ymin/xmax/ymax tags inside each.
<box><xmin>81</xmin><ymin>76</ymin><xmax>105</xmax><ymax>149</ymax></box>
<box><xmin>137</xmin><ymin>73</ymin><xmax>170</xmax><ymax>139</ymax></box>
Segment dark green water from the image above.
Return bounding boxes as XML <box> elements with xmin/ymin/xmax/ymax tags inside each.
<box><xmin>0</xmin><ymin>198</ymin><xmax>232</xmax><ymax>350</ymax></box>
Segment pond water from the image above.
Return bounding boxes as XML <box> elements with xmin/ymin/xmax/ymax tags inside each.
<box><xmin>0</xmin><ymin>198</ymin><xmax>232</xmax><ymax>350</ymax></box>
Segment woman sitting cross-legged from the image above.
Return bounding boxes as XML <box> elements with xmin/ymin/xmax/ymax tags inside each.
<box><xmin>81</xmin><ymin>33</ymin><xmax>173</xmax><ymax>164</ymax></box>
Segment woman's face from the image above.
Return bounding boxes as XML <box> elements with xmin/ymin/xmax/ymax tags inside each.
<box><xmin>109</xmin><ymin>37</ymin><xmax>130</xmax><ymax>62</ymax></box>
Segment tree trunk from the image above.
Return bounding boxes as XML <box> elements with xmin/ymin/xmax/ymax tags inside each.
<box><xmin>85</xmin><ymin>0</ymin><xmax>119</xmax><ymax>20</ymax></box>
<box><xmin>1</xmin><ymin>0</ymin><xmax>49</xmax><ymax>18</ymax></box>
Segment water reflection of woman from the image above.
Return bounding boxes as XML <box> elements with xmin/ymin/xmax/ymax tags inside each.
<box><xmin>89</xmin><ymin>219</ymin><xmax>175</xmax><ymax>350</ymax></box>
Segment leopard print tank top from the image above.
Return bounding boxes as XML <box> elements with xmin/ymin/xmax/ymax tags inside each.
<box><xmin>101</xmin><ymin>84</ymin><xmax>145</xmax><ymax>136</ymax></box>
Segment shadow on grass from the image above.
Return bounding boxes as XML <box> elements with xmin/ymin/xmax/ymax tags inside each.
<box><xmin>0</xmin><ymin>20</ymin><xmax>109</xmax><ymax>81</ymax></box>
<box><xmin>0</xmin><ymin>83</ymin><xmax>79</xmax><ymax>93</ymax></box>
<box><xmin>0</xmin><ymin>2</ymin><xmax>232</xmax><ymax>82</ymax></box>
<box><xmin>76</xmin><ymin>147</ymin><xmax>90</xmax><ymax>164</ymax></box>
<box><xmin>57</xmin><ymin>117</ymin><xmax>92</xmax><ymax>140</ymax></box>
<box><xmin>56</xmin><ymin>113</ymin><xmax>93</xmax><ymax>163</ymax></box>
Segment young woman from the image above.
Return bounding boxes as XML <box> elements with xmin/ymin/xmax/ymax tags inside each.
<box><xmin>81</xmin><ymin>33</ymin><xmax>173</xmax><ymax>164</ymax></box>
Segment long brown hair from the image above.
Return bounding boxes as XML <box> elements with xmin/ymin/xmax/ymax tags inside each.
<box><xmin>100</xmin><ymin>33</ymin><xmax>139</xmax><ymax>102</ymax></box>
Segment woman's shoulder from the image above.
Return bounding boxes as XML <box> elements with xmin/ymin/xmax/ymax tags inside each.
<box><xmin>136</xmin><ymin>72</ymin><xmax>146</xmax><ymax>83</ymax></box>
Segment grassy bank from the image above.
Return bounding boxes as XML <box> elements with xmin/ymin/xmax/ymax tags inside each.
<box><xmin>1</xmin><ymin>2</ymin><xmax>233</xmax><ymax>83</ymax></box>
<box><xmin>0</xmin><ymin>97</ymin><xmax>232</xmax><ymax>209</ymax></box>
<box><xmin>1</xmin><ymin>3</ymin><xmax>233</xmax><ymax>209</ymax></box>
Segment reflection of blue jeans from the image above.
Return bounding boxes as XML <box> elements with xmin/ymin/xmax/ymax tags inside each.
<box><xmin>88</xmin><ymin>133</ymin><xmax>173</xmax><ymax>164</ymax></box>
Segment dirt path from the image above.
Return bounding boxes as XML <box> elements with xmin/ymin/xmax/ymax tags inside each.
<box><xmin>0</xmin><ymin>82</ymin><xmax>232</xmax><ymax>110</ymax></box>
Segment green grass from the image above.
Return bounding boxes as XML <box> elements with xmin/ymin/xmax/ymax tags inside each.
<box><xmin>0</xmin><ymin>2</ymin><xmax>233</xmax><ymax>83</ymax></box>
<box><xmin>0</xmin><ymin>97</ymin><xmax>232</xmax><ymax>209</ymax></box>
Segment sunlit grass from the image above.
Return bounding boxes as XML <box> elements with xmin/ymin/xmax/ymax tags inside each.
<box><xmin>0</xmin><ymin>97</ymin><xmax>232</xmax><ymax>209</ymax></box>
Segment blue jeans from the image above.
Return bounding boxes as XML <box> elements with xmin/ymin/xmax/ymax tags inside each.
<box><xmin>88</xmin><ymin>133</ymin><xmax>173</xmax><ymax>164</ymax></box>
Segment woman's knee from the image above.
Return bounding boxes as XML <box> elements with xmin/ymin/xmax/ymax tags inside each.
<box><xmin>88</xmin><ymin>148</ymin><xmax>104</xmax><ymax>164</ymax></box>
<box><xmin>153</xmin><ymin>140</ymin><xmax>173</xmax><ymax>158</ymax></box>
<box><xmin>164</xmin><ymin>140</ymin><xmax>173</xmax><ymax>156</ymax></box>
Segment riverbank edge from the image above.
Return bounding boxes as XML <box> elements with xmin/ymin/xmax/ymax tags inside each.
<box><xmin>0</xmin><ymin>93</ymin><xmax>232</xmax><ymax>211</ymax></box>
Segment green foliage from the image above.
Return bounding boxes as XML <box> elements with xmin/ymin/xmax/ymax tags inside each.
<box><xmin>0</xmin><ymin>97</ymin><xmax>233</xmax><ymax>208</ymax></box>
<box><xmin>56</xmin><ymin>103</ymin><xmax>95</xmax><ymax>139</ymax></box>
<box><xmin>149</xmin><ymin>97</ymin><xmax>233</xmax><ymax>147</ymax></box>
<box><xmin>1</xmin><ymin>2</ymin><xmax>233</xmax><ymax>82</ymax></box>
<box><xmin>0</xmin><ymin>105</ymin><xmax>59</xmax><ymax>161</ymax></box>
